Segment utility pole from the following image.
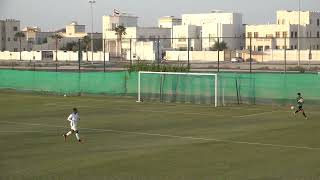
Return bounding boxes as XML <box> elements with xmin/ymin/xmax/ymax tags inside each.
<box><xmin>89</xmin><ymin>0</ymin><xmax>96</xmax><ymax>64</ymax></box>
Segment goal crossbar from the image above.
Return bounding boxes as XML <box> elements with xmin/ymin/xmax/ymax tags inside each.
<box><xmin>137</xmin><ymin>71</ymin><xmax>218</xmax><ymax>107</ymax></box>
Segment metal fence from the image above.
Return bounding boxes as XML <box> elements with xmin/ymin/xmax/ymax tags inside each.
<box><xmin>1</xmin><ymin>37</ymin><xmax>320</xmax><ymax>73</ymax></box>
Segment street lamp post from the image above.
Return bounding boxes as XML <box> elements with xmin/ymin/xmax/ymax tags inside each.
<box><xmin>298</xmin><ymin>0</ymin><xmax>301</xmax><ymax>66</ymax></box>
<box><xmin>89</xmin><ymin>0</ymin><xmax>96</xmax><ymax>64</ymax></box>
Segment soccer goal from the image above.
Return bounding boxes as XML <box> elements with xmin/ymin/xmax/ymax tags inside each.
<box><xmin>137</xmin><ymin>71</ymin><xmax>218</xmax><ymax>107</ymax></box>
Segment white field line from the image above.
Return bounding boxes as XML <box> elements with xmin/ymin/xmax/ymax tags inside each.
<box><xmin>44</xmin><ymin>104</ymin><xmax>227</xmax><ymax>117</ymax></box>
<box><xmin>40</xmin><ymin>97</ymin><xmax>272</xmax><ymax>111</ymax></box>
<box><xmin>0</xmin><ymin>120</ymin><xmax>319</xmax><ymax>151</ymax></box>
<box><xmin>233</xmin><ymin>110</ymin><xmax>281</xmax><ymax>118</ymax></box>
<box><xmin>44</xmin><ymin>102</ymin><xmax>278</xmax><ymax>118</ymax></box>
<box><xmin>0</xmin><ymin>131</ymin><xmax>43</xmax><ymax>133</ymax></box>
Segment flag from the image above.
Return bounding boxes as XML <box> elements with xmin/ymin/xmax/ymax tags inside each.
<box><xmin>113</xmin><ymin>9</ymin><xmax>121</xmax><ymax>16</ymax></box>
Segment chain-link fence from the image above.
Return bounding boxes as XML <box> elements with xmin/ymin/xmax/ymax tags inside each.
<box><xmin>2</xmin><ymin>69</ymin><xmax>320</xmax><ymax>106</ymax></box>
<box><xmin>1</xmin><ymin>37</ymin><xmax>320</xmax><ymax>72</ymax></box>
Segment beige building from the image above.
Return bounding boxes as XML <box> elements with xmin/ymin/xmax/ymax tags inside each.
<box><xmin>22</xmin><ymin>27</ymin><xmax>54</xmax><ymax>46</ymax></box>
<box><xmin>0</xmin><ymin>19</ymin><xmax>29</xmax><ymax>52</ymax></box>
<box><xmin>158</xmin><ymin>16</ymin><xmax>182</xmax><ymax>28</ymax></box>
<box><xmin>246</xmin><ymin>10</ymin><xmax>320</xmax><ymax>51</ymax></box>
<box><xmin>59</xmin><ymin>21</ymin><xmax>102</xmax><ymax>40</ymax></box>
<box><xmin>32</xmin><ymin>22</ymin><xmax>102</xmax><ymax>51</ymax></box>
<box><xmin>60</xmin><ymin>22</ymin><xmax>87</xmax><ymax>38</ymax></box>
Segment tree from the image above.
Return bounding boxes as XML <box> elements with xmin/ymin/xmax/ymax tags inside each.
<box><xmin>14</xmin><ymin>32</ymin><xmax>25</xmax><ymax>61</ymax></box>
<box><xmin>60</xmin><ymin>41</ymin><xmax>78</xmax><ymax>51</ymax></box>
<box><xmin>50</xmin><ymin>33</ymin><xmax>63</xmax><ymax>61</ymax></box>
<box><xmin>83</xmin><ymin>36</ymin><xmax>91</xmax><ymax>61</ymax></box>
<box><xmin>114</xmin><ymin>26</ymin><xmax>126</xmax><ymax>58</ymax></box>
<box><xmin>210</xmin><ymin>41</ymin><xmax>228</xmax><ymax>51</ymax></box>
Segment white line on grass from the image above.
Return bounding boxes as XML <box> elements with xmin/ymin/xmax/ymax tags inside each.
<box><xmin>43</xmin><ymin>104</ymin><xmax>228</xmax><ymax>117</ymax></box>
<box><xmin>0</xmin><ymin>120</ymin><xmax>319</xmax><ymax>151</ymax></box>
<box><xmin>0</xmin><ymin>131</ymin><xmax>43</xmax><ymax>133</ymax></box>
<box><xmin>233</xmin><ymin>110</ymin><xmax>280</xmax><ymax>118</ymax></box>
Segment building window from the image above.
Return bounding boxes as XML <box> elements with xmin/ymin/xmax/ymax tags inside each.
<box><xmin>310</xmin><ymin>19</ymin><xmax>312</xmax><ymax>24</ymax></box>
<box><xmin>111</xmin><ymin>23</ymin><xmax>117</xmax><ymax>31</ymax></box>
<box><xmin>317</xmin><ymin>19</ymin><xmax>320</xmax><ymax>26</ymax></box>
<box><xmin>291</xmin><ymin>45</ymin><xmax>294</xmax><ymax>50</ymax></box>
<box><xmin>258</xmin><ymin>46</ymin><xmax>263</xmax><ymax>51</ymax></box>
<box><xmin>138</xmin><ymin>36</ymin><xmax>145</xmax><ymax>41</ymax></box>
<box><xmin>276</xmin><ymin>46</ymin><xmax>280</xmax><ymax>49</ymax></box>
<box><xmin>317</xmin><ymin>45</ymin><xmax>319</xmax><ymax>50</ymax></box>
<box><xmin>276</xmin><ymin>32</ymin><xmax>280</xmax><ymax>38</ymax></box>
<box><xmin>295</xmin><ymin>45</ymin><xmax>297</xmax><ymax>49</ymax></box>
<box><xmin>13</xmin><ymin>48</ymin><xmax>18</xmax><ymax>52</ymax></box>
<box><xmin>209</xmin><ymin>34</ymin><xmax>216</xmax><ymax>42</ymax></box>
<box><xmin>265</xmin><ymin>46</ymin><xmax>270</xmax><ymax>50</ymax></box>
<box><xmin>247</xmin><ymin>32</ymin><xmax>252</xmax><ymax>38</ymax></box>
<box><xmin>178</xmin><ymin>37</ymin><xmax>186</xmax><ymax>42</ymax></box>
<box><xmin>266</xmin><ymin>34</ymin><xmax>273</xmax><ymax>38</ymax></box>
<box><xmin>283</xmin><ymin>32</ymin><xmax>288</xmax><ymax>38</ymax></box>
<box><xmin>254</xmin><ymin>32</ymin><xmax>259</xmax><ymax>38</ymax></box>
<box><xmin>291</xmin><ymin>31</ymin><xmax>294</xmax><ymax>38</ymax></box>
<box><xmin>149</xmin><ymin>35</ymin><xmax>156</xmax><ymax>41</ymax></box>
<box><xmin>13</xmin><ymin>27</ymin><xmax>18</xmax><ymax>31</ymax></box>
<box><xmin>317</xmin><ymin>31</ymin><xmax>319</xmax><ymax>38</ymax></box>
<box><xmin>8</xmin><ymin>37</ymin><xmax>10</xmax><ymax>41</ymax></box>
<box><xmin>295</xmin><ymin>32</ymin><xmax>298</xmax><ymax>38</ymax></box>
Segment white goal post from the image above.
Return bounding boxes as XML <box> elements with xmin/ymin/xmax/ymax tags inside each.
<box><xmin>137</xmin><ymin>71</ymin><xmax>218</xmax><ymax>107</ymax></box>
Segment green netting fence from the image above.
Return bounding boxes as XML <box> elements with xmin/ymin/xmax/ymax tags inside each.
<box><xmin>0</xmin><ymin>69</ymin><xmax>320</xmax><ymax>106</ymax></box>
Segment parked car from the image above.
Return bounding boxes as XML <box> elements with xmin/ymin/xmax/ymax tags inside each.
<box><xmin>231</xmin><ymin>57</ymin><xmax>244</xmax><ymax>63</ymax></box>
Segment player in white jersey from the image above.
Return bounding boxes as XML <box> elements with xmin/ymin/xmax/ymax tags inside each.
<box><xmin>63</xmin><ymin>108</ymin><xmax>82</xmax><ymax>143</ymax></box>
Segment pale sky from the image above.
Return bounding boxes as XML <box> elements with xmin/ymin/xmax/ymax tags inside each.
<box><xmin>0</xmin><ymin>0</ymin><xmax>319</xmax><ymax>32</ymax></box>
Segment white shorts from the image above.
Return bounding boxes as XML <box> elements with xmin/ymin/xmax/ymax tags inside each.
<box><xmin>70</xmin><ymin>122</ymin><xmax>78</xmax><ymax>131</ymax></box>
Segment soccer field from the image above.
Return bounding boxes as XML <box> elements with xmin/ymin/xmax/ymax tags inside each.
<box><xmin>1</xmin><ymin>91</ymin><xmax>320</xmax><ymax>180</ymax></box>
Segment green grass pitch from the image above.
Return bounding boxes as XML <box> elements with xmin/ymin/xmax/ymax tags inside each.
<box><xmin>1</xmin><ymin>91</ymin><xmax>320</xmax><ymax>180</ymax></box>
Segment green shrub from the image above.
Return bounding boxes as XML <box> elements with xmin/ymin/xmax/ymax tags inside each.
<box><xmin>127</xmin><ymin>61</ymin><xmax>189</xmax><ymax>73</ymax></box>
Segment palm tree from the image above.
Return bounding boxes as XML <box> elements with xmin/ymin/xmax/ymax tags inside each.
<box><xmin>211</xmin><ymin>41</ymin><xmax>228</xmax><ymax>51</ymax></box>
<box><xmin>83</xmin><ymin>36</ymin><xmax>91</xmax><ymax>61</ymax></box>
<box><xmin>114</xmin><ymin>26</ymin><xmax>126</xmax><ymax>58</ymax></box>
<box><xmin>50</xmin><ymin>33</ymin><xmax>63</xmax><ymax>61</ymax></box>
<box><xmin>14</xmin><ymin>32</ymin><xmax>25</xmax><ymax>61</ymax></box>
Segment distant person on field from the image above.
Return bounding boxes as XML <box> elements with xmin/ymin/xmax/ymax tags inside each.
<box><xmin>294</xmin><ymin>93</ymin><xmax>308</xmax><ymax>120</ymax></box>
<box><xmin>63</xmin><ymin>108</ymin><xmax>82</xmax><ymax>143</ymax></box>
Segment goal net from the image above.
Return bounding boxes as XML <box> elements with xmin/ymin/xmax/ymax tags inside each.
<box><xmin>137</xmin><ymin>71</ymin><xmax>218</xmax><ymax>107</ymax></box>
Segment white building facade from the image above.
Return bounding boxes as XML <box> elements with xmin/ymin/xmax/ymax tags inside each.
<box><xmin>246</xmin><ymin>10</ymin><xmax>320</xmax><ymax>51</ymax></box>
<box><xmin>172</xmin><ymin>11</ymin><xmax>244</xmax><ymax>51</ymax></box>
<box><xmin>103</xmin><ymin>14</ymin><xmax>171</xmax><ymax>60</ymax></box>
